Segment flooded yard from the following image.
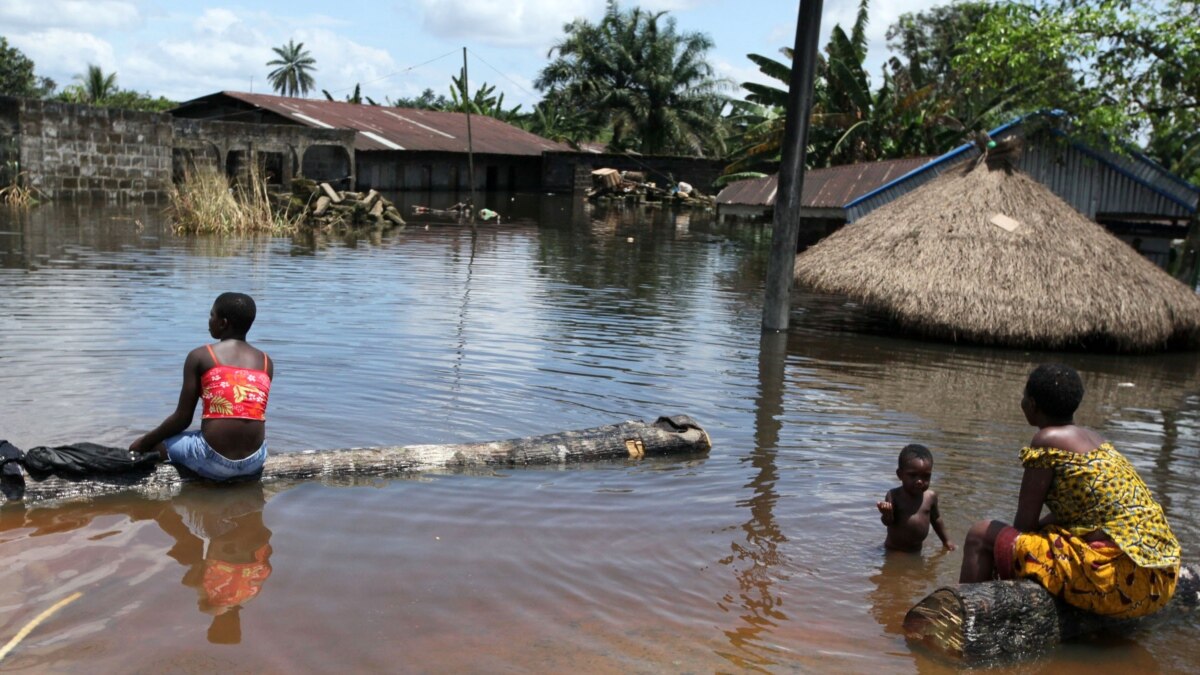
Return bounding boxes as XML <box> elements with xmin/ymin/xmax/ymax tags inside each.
<box><xmin>1</xmin><ymin>197</ymin><xmax>1198</xmax><ymax>673</ymax></box>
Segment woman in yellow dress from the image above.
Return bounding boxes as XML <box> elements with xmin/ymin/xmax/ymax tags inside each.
<box><xmin>958</xmin><ymin>363</ymin><xmax>1181</xmax><ymax>619</ymax></box>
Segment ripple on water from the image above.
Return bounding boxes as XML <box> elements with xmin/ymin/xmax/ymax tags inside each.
<box><xmin>2</xmin><ymin>203</ymin><xmax>1199</xmax><ymax>672</ymax></box>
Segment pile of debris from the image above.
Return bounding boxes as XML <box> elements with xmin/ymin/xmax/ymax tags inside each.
<box><xmin>585</xmin><ymin>168</ymin><xmax>716</xmax><ymax>209</ymax></box>
<box><xmin>278</xmin><ymin>178</ymin><xmax>407</xmax><ymax>229</ymax></box>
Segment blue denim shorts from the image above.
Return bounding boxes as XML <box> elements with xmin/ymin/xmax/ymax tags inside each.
<box><xmin>163</xmin><ymin>431</ymin><xmax>267</xmax><ymax>481</ymax></box>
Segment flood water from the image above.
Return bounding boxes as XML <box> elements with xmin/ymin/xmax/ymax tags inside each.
<box><xmin>1</xmin><ymin>197</ymin><xmax>1198</xmax><ymax>673</ymax></box>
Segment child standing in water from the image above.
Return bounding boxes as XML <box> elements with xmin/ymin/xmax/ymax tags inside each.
<box><xmin>877</xmin><ymin>444</ymin><xmax>955</xmax><ymax>552</ymax></box>
<box><xmin>130</xmin><ymin>292</ymin><xmax>273</xmax><ymax>481</ymax></box>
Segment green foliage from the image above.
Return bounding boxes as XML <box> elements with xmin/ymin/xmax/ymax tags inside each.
<box><xmin>75</xmin><ymin>63</ymin><xmax>117</xmax><ymax>103</ymax></box>
<box><xmin>535</xmin><ymin>0</ymin><xmax>730</xmax><ymax>156</ymax></box>
<box><xmin>955</xmin><ymin>0</ymin><xmax>1200</xmax><ymax>183</ymax></box>
<box><xmin>49</xmin><ymin>64</ymin><xmax>174</xmax><ymax>111</ymax></box>
<box><xmin>448</xmin><ymin>68</ymin><xmax>522</xmax><ymax>122</ymax></box>
<box><xmin>323</xmin><ymin>84</ymin><xmax>378</xmax><ymax>105</ymax></box>
<box><xmin>520</xmin><ymin>93</ymin><xmax>601</xmax><ymax>147</ymax></box>
<box><xmin>0</xmin><ymin>37</ymin><xmax>55</xmax><ymax>98</ymax></box>
<box><xmin>388</xmin><ymin>88</ymin><xmax>450</xmax><ymax>110</ymax></box>
<box><xmin>267</xmin><ymin>40</ymin><xmax>317</xmax><ymax>97</ymax></box>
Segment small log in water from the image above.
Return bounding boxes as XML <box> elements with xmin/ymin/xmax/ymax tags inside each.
<box><xmin>6</xmin><ymin>416</ymin><xmax>711</xmax><ymax>506</ymax></box>
<box><xmin>903</xmin><ymin>564</ymin><xmax>1200</xmax><ymax>665</ymax></box>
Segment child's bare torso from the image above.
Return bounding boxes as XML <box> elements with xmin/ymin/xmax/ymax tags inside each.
<box><xmin>884</xmin><ymin>487</ymin><xmax>936</xmax><ymax>552</ymax></box>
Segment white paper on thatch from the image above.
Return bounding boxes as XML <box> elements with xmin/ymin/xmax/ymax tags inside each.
<box><xmin>989</xmin><ymin>213</ymin><xmax>1021</xmax><ymax>232</ymax></box>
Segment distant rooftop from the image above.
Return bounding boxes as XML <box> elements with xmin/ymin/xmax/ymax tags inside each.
<box><xmin>716</xmin><ymin>156</ymin><xmax>932</xmax><ymax>210</ymax></box>
<box><xmin>172</xmin><ymin>91</ymin><xmax>571</xmax><ymax>157</ymax></box>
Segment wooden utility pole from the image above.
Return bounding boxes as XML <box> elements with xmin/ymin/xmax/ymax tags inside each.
<box><xmin>463</xmin><ymin>47</ymin><xmax>477</xmax><ymax>226</ymax></box>
<box><xmin>762</xmin><ymin>0</ymin><xmax>824</xmax><ymax>331</ymax></box>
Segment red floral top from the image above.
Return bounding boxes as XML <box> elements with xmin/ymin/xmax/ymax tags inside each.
<box><xmin>200</xmin><ymin>345</ymin><xmax>272</xmax><ymax>421</ymax></box>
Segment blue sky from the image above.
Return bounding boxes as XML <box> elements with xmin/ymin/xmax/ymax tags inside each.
<box><xmin>2</xmin><ymin>0</ymin><xmax>945</xmax><ymax>108</ymax></box>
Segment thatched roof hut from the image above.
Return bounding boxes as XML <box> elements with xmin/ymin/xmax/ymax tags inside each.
<box><xmin>793</xmin><ymin>151</ymin><xmax>1200</xmax><ymax>352</ymax></box>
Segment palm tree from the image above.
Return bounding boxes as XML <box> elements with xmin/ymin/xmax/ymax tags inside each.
<box><xmin>266</xmin><ymin>40</ymin><xmax>316</xmax><ymax>97</ymax></box>
<box><xmin>535</xmin><ymin>0</ymin><xmax>729</xmax><ymax>156</ymax></box>
<box><xmin>75</xmin><ymin>64</ymin><xmax>117</xmax><ymax>103</ymax></box>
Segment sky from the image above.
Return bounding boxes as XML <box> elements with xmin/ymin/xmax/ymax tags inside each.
<box><xmin>1</xmin><ymin>0</ymin><xmax>947</xmax><ymax>109</ymax></box>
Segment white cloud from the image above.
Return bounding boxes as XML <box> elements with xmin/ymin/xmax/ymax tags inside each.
<box><xmin>194</xmin><ymin>8</ymin><xmax>242</xmax><ymax>36</ymax></box>
<box><xmin>0</xmin><ymin>0</ymin><xmax>140</xmax><ymax>32</ymax></box>
<box><xmin>414</xmin><ymin>0</ymin><xmax>600</xmax><ymax>48</ymax></box>
<box><xmin>294</xmin><ymin>28</ymin><xmax>400</xmax><ymax>100</ymax></box>
<box><xmin>8</xmin><ymin>30</ymin><xmax>117</xmax><ymax>78</ymax></box>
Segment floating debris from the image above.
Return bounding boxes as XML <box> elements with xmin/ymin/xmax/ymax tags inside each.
<box><xmin>280</xmin><ymin>178</ymin><xmax>406</xmax><ymax>231</ymax></box>
<box><xmin>585</xmin><ymin>168</ymin><xmax>716</xmax><ymax>209</ymax></box>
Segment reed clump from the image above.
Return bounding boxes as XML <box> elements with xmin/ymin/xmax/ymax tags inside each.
<box><xmin>0</xmin><ymin>169</ymin><xmax>43</xmax><ymax>207</ymax></box>
<box><xmin>168</xmin><ymin>163</ymin><xmax>306</xmax><ymax>235</ymax></box>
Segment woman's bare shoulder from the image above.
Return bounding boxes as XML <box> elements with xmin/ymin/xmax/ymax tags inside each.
<box><xmin>1030</xmin><ymin>426</ymin><xmax>1106</xmax><ymax>453</ymax></box>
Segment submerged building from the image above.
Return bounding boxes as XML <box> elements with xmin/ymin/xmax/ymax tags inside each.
<box><xmin>792</xmin><ymin>145</ymin><xmax>1200</xmax><ymax>352</ymax></box>
<box><xmin>171</xmin><ymin>92</ymin><xmax>571</xmax><ymax>193</ymax></box>
<box><xmin>718</xmin><ymin>115</ymin><xmax>1200</xmax><ymax>268</ymax></box>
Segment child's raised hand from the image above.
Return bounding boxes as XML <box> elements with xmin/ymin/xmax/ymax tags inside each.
<box><xmin>876</xmin><ymin>500</ymin><xmax>894</xmax><ymax>525</ymax></box>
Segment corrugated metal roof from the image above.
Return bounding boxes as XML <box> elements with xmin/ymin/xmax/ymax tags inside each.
<box><xmin>197</xmin><ymin>91</ymin><xmax>572</xmax><ymax>156</ymax></box>
<box><xmin>845</xmin><ymin>112</ymin><xmax>1200</xmax><ymax>221</ymax></box>
<box><xmin>716</xmin><ymin>156</ymin><xmax>933</xmax><ymax>209</ymax></box>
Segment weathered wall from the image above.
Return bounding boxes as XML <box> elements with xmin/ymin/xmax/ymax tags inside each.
<box><xmin>0</xmin><ymin>96</ymin><xmax>357</xmax><ymax>203</ymax></box>
<box><xmin>0</xmin><ymin>97</ymin><xmax>19</xmax><ymax>187</ymax></box>
<box><xmin>2</xmin><ymin>97</ymin><xmax>173</xmax><ymax>203</ymax></box>
<box><xmin>542</xmin><ymin>151</ymin><xmax>726</xmax><ymax>194</ymax></box>
<box><xmin>356</xmin><ymin>151</ymin><xmax>542</xmax><ymax>192</ymax></box>
<box><xmin>173</xmin><ymin>117</ymin><xmax>355</xmax><ymax>187</ymax></box>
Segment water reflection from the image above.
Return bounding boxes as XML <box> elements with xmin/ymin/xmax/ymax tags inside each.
<box><xmin>0</xmin><ymin>481</ymin><xmax>273</xmax><ymax>648</ymax></box>
<box><xmin>154</xmin><ymin>482</ymin><xmax>272</xmax><ymax>644</ymax></box>
<box><xmin>715</xmin><ymin>332</ymin><xmax>789</xmax><ymax>670</ymax></box>
<box><xmin>868</xmin><ymin>550</ymin><xmax>941</xmax><ymax>636</ymax></box>
<box><xmin>3</xmin><ymin>198</ymin><xmax>1199</xmax><ymax>672</ymax></box>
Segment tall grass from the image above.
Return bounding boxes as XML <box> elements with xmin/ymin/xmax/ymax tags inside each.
<box><xmin>0</xmin><ymin>166</ymin><xmax>42</xmax><ymax>207</ymax></box>
<box><xmin>168</xmin><ymin>162</ymin><xmax>306</xmax><ymax>235</ymax></box>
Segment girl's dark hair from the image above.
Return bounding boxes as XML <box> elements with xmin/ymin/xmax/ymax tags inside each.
<box><xmin>213</xmin><ymin>292</ymin><xmax>256</xmax><ymax>334</ymax></box>
<box><xmin>898</xmin><ymin>443</ymin><xmax>932</xmax><ymax>468</ymax></box>
<box><xmin>1025</xmin><ymin>363</ymin><xmax>1084</xmax><ymax>420</ymax></box>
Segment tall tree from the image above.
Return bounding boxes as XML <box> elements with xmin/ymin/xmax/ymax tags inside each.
<box><xmin>881</xmin><ymin>1</ymin><xmax>1021</xmax><ymax>156</ymax></box>
<box><xmin>323</xmin><ymin>84</ymin><xmax>378</xmax><ymax>105</ymax></box>
<box><xmin>0</xmin><ymin>37</ymin><xmax>55</xmax><ymax>98</ymax></box>
<box><xmin>75</xmin><ymin>64</ymin><xmax>118</xmax><ymax>103</ymax></box>
<box><xmin>954</xmin><ymin>0</ymin><xmax>1200</xmax><ymax>183</ymax></box>
<box><xmin>535</xmin><ymin>0</ymin><xmax>729</xmax><ymax>156</ymax></box>
<box><xmin>388</xmin><ymin>88</ymin><xmax>449</xmax><ymax>110</ymax></box>
<box><xmin>266</xmin><ymin>40</ymin><xmax>317</xmax><ymax>97</ymax></box>
<box><xmin>448</xmin><ymin>68</ymin><xmax>523</xmax><ymax>122</ymax></box>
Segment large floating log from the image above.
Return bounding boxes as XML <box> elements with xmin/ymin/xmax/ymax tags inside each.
<box><xmin>903</xmin><ymin>564</ymin><xmax>1200</xmax><ymax>666</ymax></box>
<box><xmin>5</xmin><ymin>416</ymin><xmax>710</xmax><ymax>507</ymax></box>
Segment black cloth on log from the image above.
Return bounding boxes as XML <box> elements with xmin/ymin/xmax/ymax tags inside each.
<box><xmin>22</xmin><ymin>443</ymin><xmax>159</xmax><ymax>481</ymax></box>
<box><xmin>0</xmin><ymin>440</ymin><xmax>24</xmax><ymax>477</ymax></box>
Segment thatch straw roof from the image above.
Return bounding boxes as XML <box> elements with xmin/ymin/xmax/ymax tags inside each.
<box><xmin>793</xmin><ymin>155</ymin><xmax>1200</xmax><ymax>352</ymax></box>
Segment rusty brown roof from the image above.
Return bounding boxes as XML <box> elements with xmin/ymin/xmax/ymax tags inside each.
<box><xmin>187</xmin><ymin>91</ymin><xmax>571</xmax><ymax>156</ymax></box>
<box><xmin>716</xmin><ymin>156</ymin><xmax>934</xmax><ymax>209</ymax></box>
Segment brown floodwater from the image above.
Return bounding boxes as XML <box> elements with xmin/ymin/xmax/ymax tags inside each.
<box><xmin>1</xmin><ymin>197</ymin><xmax>1197</xmax><ymax>673</ymax></box>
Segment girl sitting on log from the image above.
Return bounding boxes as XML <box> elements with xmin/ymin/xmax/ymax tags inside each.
<box><xmin>130</xmin><ymin>292</ymin><xmax>274</xmax><ymax>481</ymax></box>
<box><xmin>958</xmin><ymin>363</ymin><xmax>1180</xmax><ymax>619</ymax></box>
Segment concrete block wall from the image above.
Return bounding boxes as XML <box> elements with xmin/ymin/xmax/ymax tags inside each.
<box><xmin>0</xmin><ymin>96</ymin><xmax>357</xmax><ymax>204</ymax></box>
<box><xmin>9</xmin><ymin>98</ymin><xmax>173</xmax><ymax>204</ymax></box>
<box><xmin>0</xmin><ymin>97</ymin><xmax>18</xmax><ymax>186</ymax></box>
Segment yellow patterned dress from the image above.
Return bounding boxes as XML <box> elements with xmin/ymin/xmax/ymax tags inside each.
<box><xmin>995</xmin><ymin>443</ymin><xmax>1181</xmax><ymax>619</ymax></box>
